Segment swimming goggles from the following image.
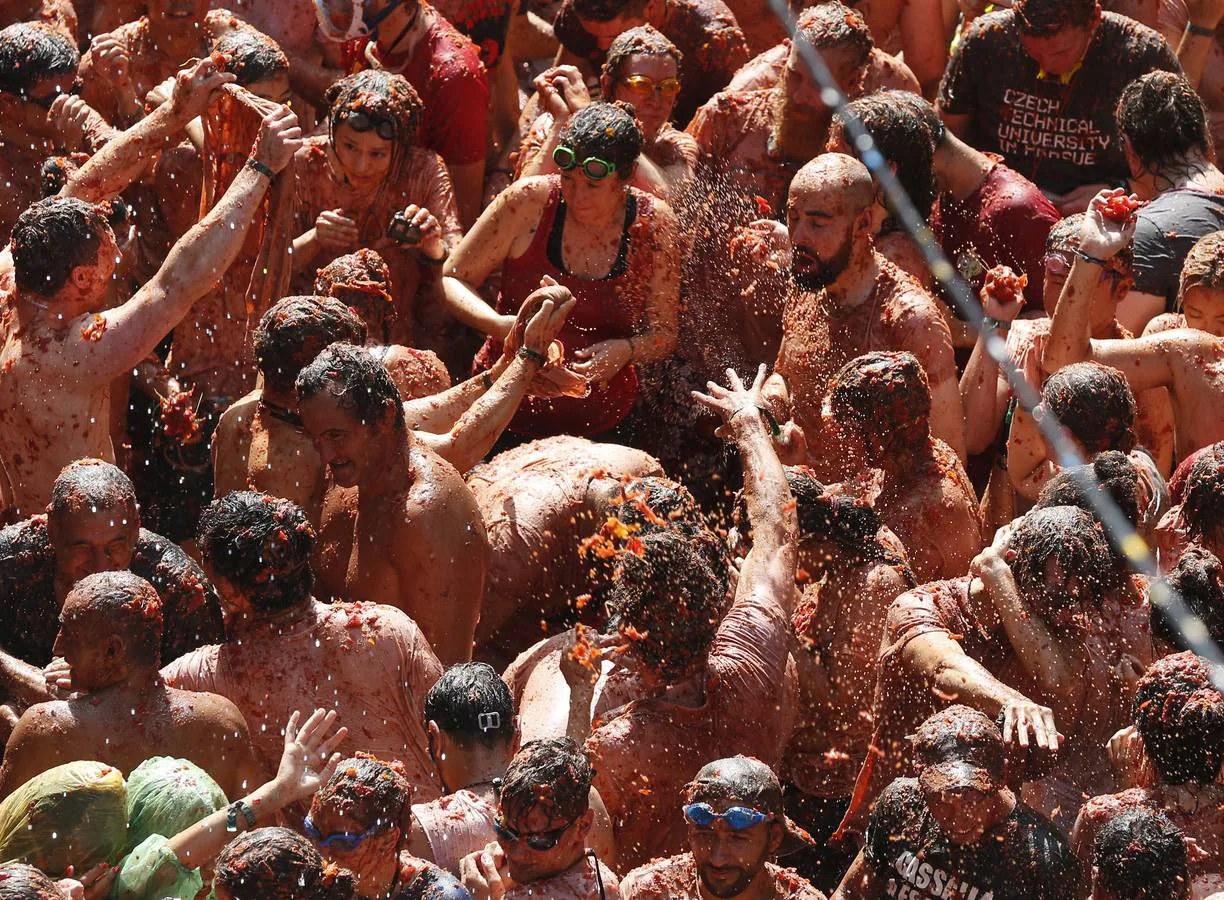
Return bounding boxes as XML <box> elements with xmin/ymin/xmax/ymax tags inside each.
<box><xmin>303</xmin><ymin>813</ymin><xmax>394</xmax><ymax>851</ymax></box>
<box><xmin>682</xmin><ymin>803</ymin><xmax>768</xmax><ymax>830</ymax></box>
<box><xmin>336</xmin><ymin>109</ymin><xmax>397</xmax><ymax>141</ymax></box>
<box><xmin>552</xmin><ymin>144</ymin><xmax>617</xmax><ymax>181</ymax></box>
<box><xmin>620</xmin><ymin>74</ymin><xmax>681</xmax><ymax>97</ymax></box>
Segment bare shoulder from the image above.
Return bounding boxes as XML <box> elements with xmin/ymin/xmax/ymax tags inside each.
<box><xmin>166</xmin><ymin>685</ymin><xmax>250</xmax><ymax>737</ymax></box>
<box><xmin>13</xmin><ymin>699</ymin><xmax>75</xmax><ymax>738</ymax></box>
<box><xmin>404</xmin><ymin>444</ymin><xmax>480</xmax><ymax>515</ymax></box>
<box><xmin>214</xmin><ymin>392</ymin><xmax>259</xmax><ymax>441</ymax></box>
<box><xmin>503</xmin><ymin>632</ymin><xmax>568</xmax><ymax>697</ymax></box>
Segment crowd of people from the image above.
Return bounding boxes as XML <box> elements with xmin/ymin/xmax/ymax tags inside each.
<box><xmin>0</xmin><ymin>0</ymin><xmax>1222</xmax><ymax>896</ymax></box>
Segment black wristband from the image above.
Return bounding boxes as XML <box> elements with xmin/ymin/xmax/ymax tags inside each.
<box><xmin>226</xmin><ymin>800</ymin><xmax>256</xmax><ymax>832</ymax></box>
<box><xmin>481</xmin><ymin>371</ymin><xmax>494</xmax><ymax>389</ymax></box>
<box><xmin>1073</xmin><ymin>248</ymin><xmax>1109</xmax><ymax>267</ymax></box>
<box><xmin>1187</xmin><ymin>21</ymin><xmax>1216</xmax><ymax>37</ymax></box>
<box><xmin>518</xmin><ymin>346</ymin><xmax>547</xmax><ymax>365</ymax></box>
<box><xmin>419</xmin><ymin>249</ymin><xmax>446</xmax><ymax>266</ymax></box>
<box><xmin>246</xmin><ymin>157</ymin><xmax>275</xmax><ymax>179</ymax></box>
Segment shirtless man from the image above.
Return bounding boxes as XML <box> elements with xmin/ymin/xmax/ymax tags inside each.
<box><xmin>0</xmin><ymin>23</ymin><xmax>112</xmax><ymax>238</ymax></box>
<box><xmin>620</xmin><ymin>757</ymin><xmax>826</xmax><ymax>899</ymax></box>
<box><xmin>860</xmin><ymin>506</ymin><xmax>1152</xmax><ymax>832</ymax></box>
<box><xmin>460</xmin><ymin>738</ymin><xmax>620</xmax><ymax>900</ymax></box>
<box><xmin>0</xmin><ymin>570</ymin><xmax>258</xmax><ymax>801</ymax></box>
<box><xmin>568</xmin><ymin>366</ymin><xmax>799</xmax><ymax>870</ymax></box>
<box><xmin>763</xmin><ymin>154</ymin><xmax>965</xmax><ymax>478</ymax></box>
<box><xmin>1044</xmin><ymin>206</ymin><xmax>1224</xmax><ymax>461</ymax></box>
<box><xmin>297</xmin><ymin>343</ymin><xmax>489</xmax><ymax>664</ymax></box>
<box><xmin>163</xmin><ymin>491</ymin><xmax>444</xmax><ymax>806</ymax></box>
<box><xmin>827</xmin><ymin>352</ymin><xmax>983</xmax><ymax>583</ymax></box>
<box><xmin>766</xmin><ymin>469</ymin><xmax>915</xmax><ymax>890</ymax></box>
<box><xmin>469</xmin><ymin>437</ymin><xmax>664</xmax><ymax>664</ymax></box>
<box><xmin>0</xmin><ymin>459</ymin><xmax>223</xmax><ymax>716</ymax></box>
<box><xmin>0</xmin><ymin>58</ymin><xmax>300</xmax><ymax>517</ymax></box>
<box><xmin>1072</xmin><ymin>652</ymin><xmax>1224</xmax><ymax>897</ymax></box>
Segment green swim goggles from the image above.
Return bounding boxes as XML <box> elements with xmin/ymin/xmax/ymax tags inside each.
<box><xmin>552</xmin><ymin>144</ymin><xmax>618</xmax><ymax>181</ymax></box>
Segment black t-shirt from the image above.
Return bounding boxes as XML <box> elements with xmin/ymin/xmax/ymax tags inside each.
<box><xmin>864</xmin><ymin>779</ymin><xmax>1081</xmax><ymax>900</ymax></box>
<box><xmin>938</xmin><ymin>10</ymin><xmax>1179</xmax><ymax>195</ymax></box>
<box><xmin>1131</xmin><ymin>187</ymin><xmax>1224</xmax><ymax>310</ymax></box>
<box><xmin>0</xmin><ymin>517</ymin><xmax>225</xmax><ymax>668</ymax></box>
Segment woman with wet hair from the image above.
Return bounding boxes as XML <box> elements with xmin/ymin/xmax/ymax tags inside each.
<box><xmin>290</xmin><ymin>70</ymin><xmax>462</xmax><ymax>348</ymax></box>
<box><xmin>443</xmin><ymin>101</ymin><xmax>679</xmax><ymax>439</ymax></box>
<box><xmin>519</xmin><ymin>27</ymin><xmax>698</xmax><ymax>201</ymax></box>
<box><xmin>305</xmin><ymin>755</ymin><xmax>470</xmax><ymax>899</ymax></box>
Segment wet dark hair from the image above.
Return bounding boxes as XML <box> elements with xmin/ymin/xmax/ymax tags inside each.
<box><xmin>314</xmin><ymin>250</ymin><xmax>395</xmax><ymax>343</ymax></box>
<box><xmin>795</xmin><ymin>2</ymin><xmax>873</xmax><ymax>68</ymax></box>
<box><xmin>197</xmin><ymin>492</ymin><xmax>315</xmax><ymax>614</ymax></box>
<box><xmin>1117</xmin><ymin>71</ymin><xmax>1213</xmax><ymax>173</ymax></box>
<box><xmin>424</xmin><ymin>662</ymin><xmax>515</xmax><ymax>746</ymax></box>
<box><xmin>1014</xmin><ymin>0</ymin><xmax>1097</xmax><ymax>35</ymax></box>
<box><xmin>834</xmin><ymin>91</ymin><xmax>936</xmax><ymax>219</ymax></box>
<box><xmin>47</xmin><ymin>458</ymin><xmax>138</xmax><ymax>522</ymax></box>
<box><xmin>1093</xmin><ymin>809</ymin><xmax>1189</xmax><ymax>900</ymax></box>
<box><xmin>606</xmin><ymin>530</ymin><xmax>727</xmax><ymax>683</ymax></box>
<box><xmin>1182</xmin><ymin>443</ymin><xmax>1224</xmax><ymax>544</ymax></box>
<box><xmin>0</xmin><ymin>22</ymin><xmax>78</xmax><ymax>98</ymax></box>
<box><xmin>1007</xmin><ymin>506</ymin><xmax>1121</xmax><ymax>614</ymax></box>
<box><xmin>64</xmin><ymin>571</ymin><xmax>163</xmax><ymax>668</ymax></box>
<box><xmin>498</xmin><ymin>738</ymin><xmax>592</xmax><ymax>826</ymax></box>
<box><xmin>1033</xmin><ymin>451</ymin><xmax>1141</xmax><ymax>529</ymax></box>
<box><xmin>557</xmin><ymin>102</ymin><xmax>644</xmax><ymax>176</ymax></box>
<box><xmin>1041</xmin><ymin>362</ymin><xmax>1137</xmax><ymax>455</ymax></box>
<box><xmin>326</xmin><ymin>69</ymin><xmax>422</xmax><ymax>150</ymax></box>
<box><xmin>296</xmin><ymin>342</ymin><xmax>406</xmax><ymax>431</ymax></box>
<box><xmin>601</xmin><ymin>24</ymin><xmax>681</xmax><ymax>82</ymax></box>
<box><xmin>828</xmin><ymin>352</ymin><xmax>931</xmax><ymax>453</ymax></box>
<box><xmin>684</xmin><ymin>755</ymin><xmax>784</xmax><ymax>814</ymax></box>
<box><xmin>1132</xmin><ymin>651</ymin><xmax>1224</xmax><ymax>784</ymax></box>
<box><xmin>254</xmin><ymin>297</ymin><xmax>367</xmax><ymax>393</ymax></box>
<box><xmin>12</xmin><ymin>197</ymin><xmax>109</xmax><ymax>297</ymax></box>
<box><xmin>311</xmin><ymin>755</ymin><xmax>411</xmax><ymax>830</ymax></box>
<box><xmin>573</xmin><ymin>0</ymin><xmax>649</xmax><ymax>23</ymax></box>
<box><xmin>215</xmin><ymin>828</ymin><xmax>355</xmax><ymax>900</ymax></box>
<box><xmin>1154</xmin><ymin>546</ymin><xmax>1224</xmax><ymax>651</ymax></box>
<box><xmin>210</xmin><ymin>30</ymin><xmax>289</xmax><ymax>87</ymax></box>
<box><xmin>0</xmin><ymin>863</ymin><xmax>63</xmax><ymax>900</ymax></box>
<box><xmin>889</xmin><ymin>91</ymin><xmax>945</xmax><ymax>147</ymax></box>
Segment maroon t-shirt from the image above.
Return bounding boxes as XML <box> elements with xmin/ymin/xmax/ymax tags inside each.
<box><xmin>350</xmin><ymin>13</ymin><xmax>490</xmax><ymax>166</ymax></box>
<box><xmin>931</xmin><ymin>160</ymin><xmax>1059</xmax><ymax>309</ymax></box>
<box><xmin>553</xmin><ymin>0</ymin><xmax>748</xmax><ymax>124</ymax></box>
<box><xmin>938</xmin><ymin>10</ymin><xmax>1179</xmax><ymax>195</ymax></box>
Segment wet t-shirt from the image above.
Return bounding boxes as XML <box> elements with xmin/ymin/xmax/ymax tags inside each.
<box><xmin>411</xmin><ymin>789</ymin><xmax>497</xmax><ymax>877</ymax></box>
<box><xmin>621</xmin><ymin>852</ymin><xmax>825</xmax><ymax>899</ymax></box>
<box><xmin>162</xmin><ymin>600</ymin><xmax>443</xmax><ymax>809</ymax></box>
<box><xmin>938</xmin><ymin>10</ymin><xmax>1179</xmax><ymax>195</ymax></box>
<box><xmin>0</xmin><ymin>517</ymin><xmax>224</xmax><ymax>668</ymax></box>
<box><xmin>1130</xmin><ymin>188</ymin><xmax>1224</xmax><ymax>310</ymax></box>
<box><xmin>865</xmin><ymin>779</ymin><xmax>1080</xmax><ymax>900</ymax></box>
<box><xmin>930</xmin><ymin>161</ymin><xmax>1059</xmax><ymax>310</ymax></box>
<box><xmin>553</xmin><ymin>0</ymin><xmax>748</xmax><ymax>124</ymax></box>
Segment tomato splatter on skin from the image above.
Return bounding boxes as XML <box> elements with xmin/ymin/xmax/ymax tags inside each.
<box><xmin>79</xmin><ymin>314</ymin><xmax>107</xmax><ymax>342</ymax></box>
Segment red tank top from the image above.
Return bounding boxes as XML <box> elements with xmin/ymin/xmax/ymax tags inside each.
<box><xmin>482</xmin><ymin>176</ymin><xmax>654</xmax><ymax>437</ymax></box>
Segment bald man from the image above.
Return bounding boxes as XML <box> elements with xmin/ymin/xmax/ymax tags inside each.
<box><xmin>762</xmin><ymin>153</ymin><xmax>964</xmax><ymax>479</ymax></box>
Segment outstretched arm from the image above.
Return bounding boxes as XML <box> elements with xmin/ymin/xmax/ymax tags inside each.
<box><xmin>61</xmin><ymin>57</ymin><xmax>236</xmax><ymax>204</ymax></box>
<box><xmin>50</xmin><ymin>103</ymin><xmax>302</xmax><ymax>387</ymax></box>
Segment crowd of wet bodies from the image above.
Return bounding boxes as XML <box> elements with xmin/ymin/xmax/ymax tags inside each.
<box><xmin>0</xmin><ymin>0</ymin><xmax>1222</xmax><ymax>896</ymax></box>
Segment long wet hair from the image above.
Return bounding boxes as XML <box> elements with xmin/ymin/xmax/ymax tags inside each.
<box><xmin>1132</xmin><ymin>651</ymin><xmax>1224</xmax><ymax>785</ymax></box>
<box><xmin>1006</xmin><ymin>506</ymin><xmax>1122</xmax><ymax>617</ymax></box>
<box><xmin>1040</xmin><ymin>362</ymin><xmax>1137</xmax><ymax>455</ymax></box>
<box><xmin>326</xmin><ymin>70</ymin><xmax>423</xmax><ymax>180</ymax></box>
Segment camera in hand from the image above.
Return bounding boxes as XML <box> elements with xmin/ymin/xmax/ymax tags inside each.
<box><xmin>387</xmin><ymin>211</ymin><xmax>423</xmax><ymax>244</ymax></box>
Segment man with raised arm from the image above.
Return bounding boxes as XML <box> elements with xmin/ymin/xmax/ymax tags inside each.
<box><xmin>0</xmin><ymin>56</ymin><xmax>301</xmax><ymax>518</ymax></box>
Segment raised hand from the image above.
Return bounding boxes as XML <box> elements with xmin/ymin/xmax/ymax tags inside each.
<box><xmin>251</xmin><ymin>104</ymin><xmax>303</xmax><ymax>174</ymax></box>
<box><xmin>89</xmin><ymin>34</ymin><xmax>132</xmax><ymax>89</ymax></box>
<box><xmin>270</xmin><ymin>708</ymin><xmax>348</xmax><ymax>805</ymax></box>
<box><xmin>315</xmin><ymin>208</ymin><xmax>360</xmax><ymax>251</ymax></box>
<box><xmin>692</xmin><ymin>364</ymin><xmax>769</xmax><ymax>431</ymax></box>
<box><xmin>533</xmin><ymin>65</ymin><xmax>590</xmax><ymax>121</ymax></box>
<box><xmin>1078</xmin><ymin>189</ymin><xmax>1139</xmax><ymax>259</ymax></box>
<box><xmin>521</xmin><ymin>285</ymin><xmax>576</xmax><ymax>357</ymax></box>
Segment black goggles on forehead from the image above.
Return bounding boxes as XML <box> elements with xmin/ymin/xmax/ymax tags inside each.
<box><xmin>337</xmin><ymin>109</ymin><xmax>397</xmax><ymax>141</ymax></box>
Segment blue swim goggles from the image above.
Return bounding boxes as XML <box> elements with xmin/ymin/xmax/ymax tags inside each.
<box><xmin>682</xmin><ymin>803</ymin><xmax>768</xmax><ymax>830</ymax></box>
<box><xmin>303</xmin><ymin>813</ymin><xmax>394</xmax><ymax>851</ymax></box>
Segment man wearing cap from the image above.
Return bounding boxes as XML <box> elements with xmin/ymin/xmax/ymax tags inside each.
<box><xmin>834</xmin><ymin>706</ymin><xmax>1080</xmax><ymax>900</ymax></box>
<box><xmin>620</xmin><ymin>755</ymin><xmax>825</xmax><ymax>899</ymax></box>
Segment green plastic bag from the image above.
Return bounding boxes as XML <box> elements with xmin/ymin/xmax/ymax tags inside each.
<box><xmin>0</xmin><ymin>761</ymin><xmax>128</xmax><ymax>876</ymax></box>
<box><xmin>110</xmin><ymin>834</ymin><xmax>204</xmax><ymax>900</ymax></box>
<box><xmin>124</xmin><ymin>757</ymin><xmax>228</xmax><ymax>854</ymax></box>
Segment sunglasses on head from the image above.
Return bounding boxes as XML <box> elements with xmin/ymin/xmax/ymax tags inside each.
<box><xmin>338</xmin><ymin>109</ymin><xmax>396</xmax><ymax>141</ymax></box>
<box><xmin>620</xmin><ymin>74</ymin><xmax>681</xmax><ymax>97</ymax></box>
<box><xmin>493</xmin><ymin>812</ymin><xmax>580</xmax><ymax>851</ymax></box>
<box><xmin>552</xmin><ymin>144</ymin><xmax>617</xmax><ymax>181</ymax></box>
<box><xmin>682</xmin><ymin>803</ymin><xmax>768</xmax><ymax>830</ymax></box>
<box><xmin>303</xmin><ymin>813</ymin><xmax>394</xmax><ymax>851</ymax></box>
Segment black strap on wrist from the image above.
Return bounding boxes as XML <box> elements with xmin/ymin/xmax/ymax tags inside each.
<box><xmin>1073</xmin><ymin>248</ymin><xmax>1109</xmax><ymax>267</ymax></box>
<box><xmin>518</xmin><ymin>346</ymin><xmax>547</xmax><ymax>365</ymax></box>
<box><xmin>246</xmin><ymin>157</ymin><xmax>275</xmax><ymax>179</ymax></box>
<box><xmin>1187</xmin><ymin>21</ymin><xmax>1216</xmax><ymax>37</ymax></box>
<box><xmin>982</xmin><ymin>316</ymin><xmax>1012</xmax><ymax>334</ymax></box>
<box><xmin>226</xmin><ymin>800</ymin><xmax>256</xmax><ymax>832</ymax></box>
